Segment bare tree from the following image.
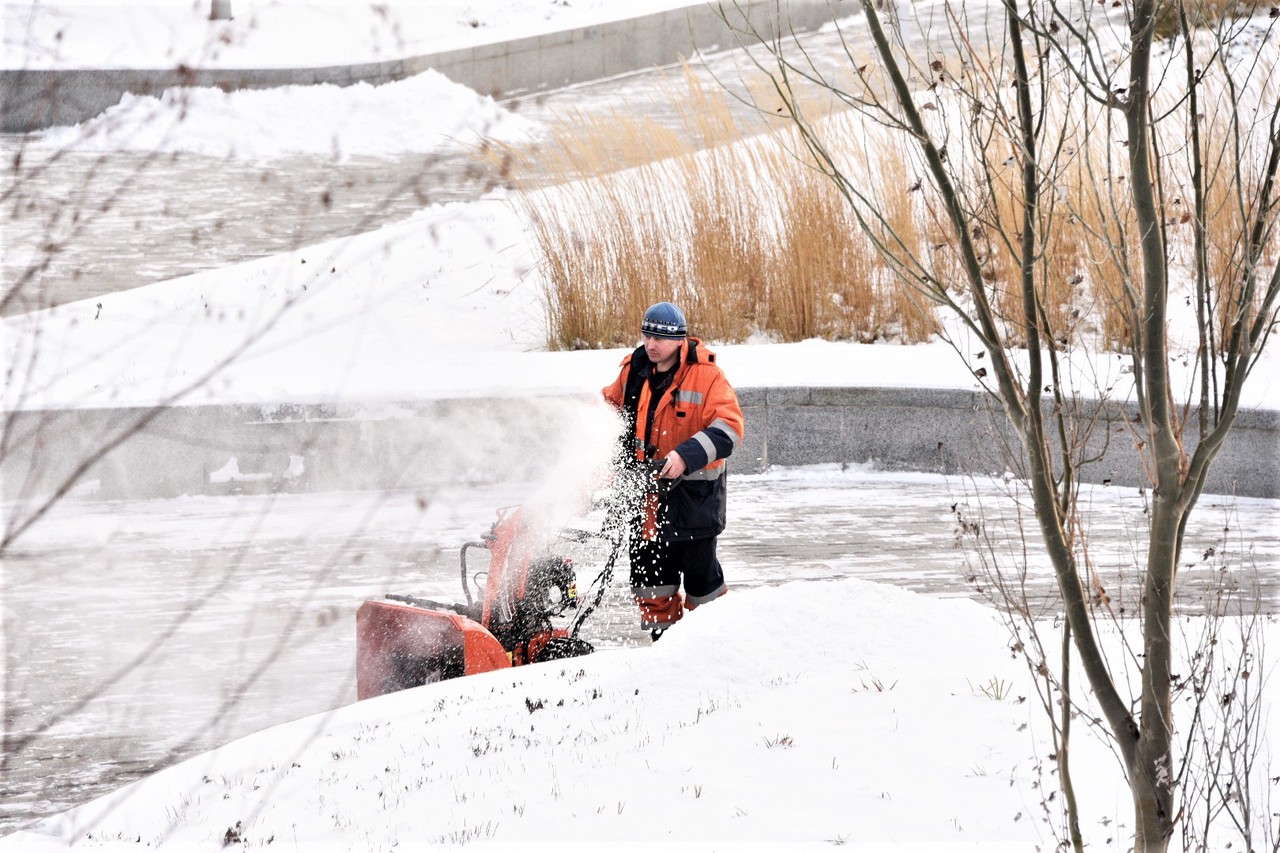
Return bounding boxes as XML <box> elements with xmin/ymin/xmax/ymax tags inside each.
<box><xmin>728</xmin><ymin>0</ymin><xmax>1280</xmax><ymax>848</ymax></box>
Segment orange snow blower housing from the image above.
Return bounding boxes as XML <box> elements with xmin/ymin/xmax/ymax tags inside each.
<box><xmin>356</xmin><ymin>505</ymin><xmax>593</xmax><ymax>700</ymax></box>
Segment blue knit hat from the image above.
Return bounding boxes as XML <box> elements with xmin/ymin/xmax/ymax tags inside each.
<box><xmin>641</xmin><ymin>301</ymin><xmax>687</xmax><ymax>339</ymax></box>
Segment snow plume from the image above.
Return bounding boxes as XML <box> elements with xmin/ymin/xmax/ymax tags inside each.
<box><xmin>355</xmin><ymin>394</ymin><xmax>622</xmax><ymax>498</ymax></box>
<box><xmin>519</xmin><ymin>398</ymin><xmax>625</xmax><ymax>530</ymax></box>
<box><xmin>35</xmin><ymin>70</ymin><xmax>541</xmax><ymax>160</ymax></box>
<box><xmin>380</xmin><ymin>392</ymin><xmax>627</xmax><ymax>627</ymax></box>
<box><xmin>482</xmin><ymin>395</ymin><xmax>626</xmax><ymax>586</ymax></box>
<box><xmin>366</xmin><ymin>393</ymin><xmax>624</xmax><ymax>548</ymax></box>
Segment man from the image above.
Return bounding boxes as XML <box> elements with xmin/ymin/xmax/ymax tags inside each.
<box><xmin>601</xmin><ymin>301</ymin><xmax>745</xmax><ymax>640</ymax></box>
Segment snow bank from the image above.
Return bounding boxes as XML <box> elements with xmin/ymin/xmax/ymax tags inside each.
<box><xmin>6</xmin><ymin>579</ymin><xmax>1068</xmax><ymax>851</ymax></box>
<box><xmin>34</xmin><ymin>70</ymin><xmax>540</xmax><ymax>159</ymax></box>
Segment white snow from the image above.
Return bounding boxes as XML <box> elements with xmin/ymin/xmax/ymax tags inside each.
<box><xmin>2</xmin><ymin>2</ymin><xmax>1279</xmax><ymax>851</ymax></box>
<box><xmin>0</xmin><ymin>580</ymin><xmax>1111</xmax><ymax>851</ymax></box>
<box><xmin>34</xmin><ymin>69</ymin><xmax>541</xmax><ymax>159</ymax></box>
<box><xmin>5</xmin><ymin>189</ymin><xmax>1275</xmax><ymax>412</ymax></box>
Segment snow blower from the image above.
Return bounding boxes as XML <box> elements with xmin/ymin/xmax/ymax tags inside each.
<box><xmin>355</xmin><ymin>458</ymin><xmax>675</xmax><ymax>700</ymax></box>
<box><xmin>356</xmin><ymin>504</ymin><xmax>607</xmax><ymax>700</ymax></box>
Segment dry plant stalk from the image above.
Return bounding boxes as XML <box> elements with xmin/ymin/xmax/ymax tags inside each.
<box><xmin>509</xmin><ymin>16</ymin><xmax>1275</xmax><ymax>355</ymax></box>
<box><xmin>518</xmin><ymin>73</ymin><xmax>938</xmax><ymax>349</ymax></box>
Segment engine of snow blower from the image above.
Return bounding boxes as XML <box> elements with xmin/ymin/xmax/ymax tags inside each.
<box><xmin>356</xmin><ymin>505</ymin><xmax>595</xmax><ymax>700</ymax></box>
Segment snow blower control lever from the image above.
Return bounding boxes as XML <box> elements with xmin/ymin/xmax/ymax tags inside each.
<box><xmin>643</xmin><ymin>456</ymin><xmax>677</xmax><ymax>497</ymax></box>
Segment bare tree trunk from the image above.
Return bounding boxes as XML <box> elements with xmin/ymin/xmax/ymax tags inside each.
<box><xmin>1134</xmin><ymin>508</ymin><xmax>1179</xmax><ymax>850</ymax></box>
<box><xmin>1059</xmin><ymin>620</ymin><xmax>1086</xmax><ymax>852</ymax></box>
<box><xmin>1126</xmin><ymin>1</ymin><xmax>1177</xmax><ymax>847</ymax></box>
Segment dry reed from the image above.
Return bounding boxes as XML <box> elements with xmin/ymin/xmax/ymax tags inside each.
<box><xmin>517</xmin><ymin>71</ymin><xmax>936</xmax><ymax>349</ymax></box>
<box><xmin>511</xmin><ymin>27</ymin><xmax>1276</xmax><ymax>355</ymax></box>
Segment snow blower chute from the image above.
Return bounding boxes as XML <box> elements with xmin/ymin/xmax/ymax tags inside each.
<box><xmin>356</xmin><ymin>505</ymin><xmax>602</xmax><ymax>700</ymax></box>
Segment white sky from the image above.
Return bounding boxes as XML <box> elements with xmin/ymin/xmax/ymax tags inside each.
<box><xmin>2</xmin><ymin>3</ymin><xmax>1279</xmax><ymax>851</ymax></box>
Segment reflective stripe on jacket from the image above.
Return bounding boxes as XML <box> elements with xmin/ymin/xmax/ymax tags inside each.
<box><xmin>602</xmin><ymin>337</ymin><xmax>745</xmax><ymax>541</ymax></box>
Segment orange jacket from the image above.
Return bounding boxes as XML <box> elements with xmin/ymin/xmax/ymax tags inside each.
<box><xmin>602</xmin><ymin>338</ymin><xmax>745</xmax><ymax>540</ymax></box>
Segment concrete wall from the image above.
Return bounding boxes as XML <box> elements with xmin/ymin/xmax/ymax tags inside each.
<box><xmin>4</xmin><ymin>391</ymin><xmax>1277</xmax><ymax>504</ymax></box>
<box><xmin>1</xmin><ymin>0</ymin><xmax>842</xmax><ymax>133</ymax></box>
<box><xmin>736</xmin><ymin>387</ymin><xmax>1280</xmax><ymax>499</ymax></box>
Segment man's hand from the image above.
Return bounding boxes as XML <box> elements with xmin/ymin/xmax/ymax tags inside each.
<box><xmin>659</xmin><ymin>451</ymin><xmax>687</xmax><ymax>479</ymax></box>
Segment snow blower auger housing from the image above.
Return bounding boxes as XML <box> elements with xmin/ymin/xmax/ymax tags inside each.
<box><xmin>356</xmin><ymin>505</ymin><xmax>595</xmax><ymax>700</ymax></box>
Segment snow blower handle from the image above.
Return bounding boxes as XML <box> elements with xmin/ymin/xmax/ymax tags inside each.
<box><xmin>459</xmin><ymin>541</ymin><xmax>490</xmax><ymax>606</ymax></box>
<box><xmin>644</xmin><ymin>456</ymin><xmax>678</xmax><ymax>498</ymax></box>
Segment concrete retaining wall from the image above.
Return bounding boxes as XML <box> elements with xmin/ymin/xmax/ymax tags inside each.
<box><xmin>1</xmin><ymin>0</ymin><xmax>842</xmax><ymax>133</ymax></box>
<box><xmin>4</xmin><ymin>390</ymin><xmax>1277</xmax><ymax>504</ymax></box>
<box><xmin>736</xmin><ymin>387</ymin><xmax>1280</xmax><ymax>499</ymax></box>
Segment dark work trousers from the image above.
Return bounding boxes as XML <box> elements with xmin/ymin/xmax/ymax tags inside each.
<box><xmin>628</xmin><ymin>533</ymin><xmax>728</xmax><ymax>631</ymax></box>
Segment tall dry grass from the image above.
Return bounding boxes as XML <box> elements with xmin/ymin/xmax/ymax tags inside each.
<box><xmin>512</xmin><ymin>33</ymin><xmax>1276</xmax><ymax>355</ymax></box>
<box><xmin>516</xmin><ymin>70</ymin><xmax>936</xmax><ymax>349</ymax></box>
<box><xmin>1075</xmin><ymin>156</ymin><xmax>1142</xmax><ymax>351</ymax></box>
<box><xmin>514</xmin><ymin>110</ymin><xmax>690</xmax><ymax>349</ymax></box>
<box><xmin>1190</xmin><ymin>93</ymin><xmax>1280</xmax><ymax>344</ymax></box>
<box><xmin>967</xmin><ymin>136</ymin><xmax>1098</xmax><ymax>350</ymax></box>
<box><xmin>1153</xmin><ymin>0</ymin><xmax>1262</xmax><ymax>40</ymax></box>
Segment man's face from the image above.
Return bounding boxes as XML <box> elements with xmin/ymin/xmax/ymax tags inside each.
<box><xmin>642</xmin><ymin>334</ymin><xmax>683</xmax><ymax>367</ymax></box>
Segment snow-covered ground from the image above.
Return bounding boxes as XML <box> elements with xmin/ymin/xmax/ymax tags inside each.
<box><xmin>2</xmin><ymin>2</ymin><xmax>1279</xmax><ymax>851</ymax></box>
<box><xmin>1</xmin><ymin>577</ymin><xmax>1141</xmax><ymax>852</ymax></box>
<box><xmin>33</xmin><ymin>69</ymin><xmax>540</xmax><ymax>160</ymax></box>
